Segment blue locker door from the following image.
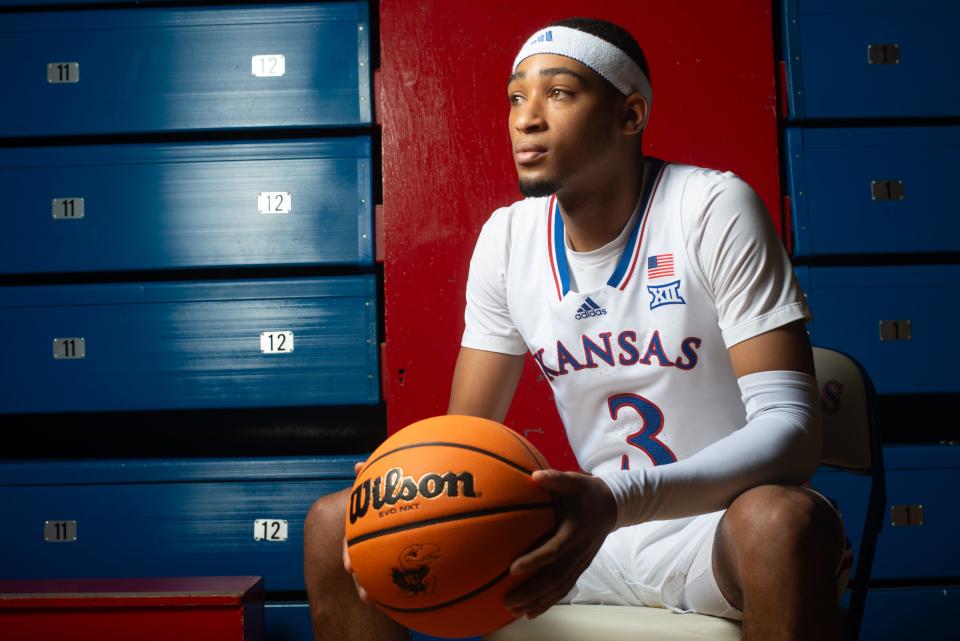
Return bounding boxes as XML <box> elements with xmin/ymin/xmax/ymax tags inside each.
<box><xmin>782</xmin><ymin>0</ymin><xmax>960</xmax><ymax>120</ymax></box>
<box><xmin>0</xmin><ymin>457</ymin><xmax>356</xmax><ymax>592</ymax></box>
<box><xmin>785</xmin><ymin>127</ymin><xmax>960</xmax><ymax>257</ymax></box>
<box><xmin>0</xmin><ymin>138</ymin><xmax>373</xmax><ymax>274</ymax></box>
<box><xmin>0</xmin><ymin>2</ymin><xmax>372</xmax><ymax>136</ymax></box>
<box><xmin>0</xmin><ymin>276</ymin><xmax>380</xmax><ymax>413</ymax></box>
<box><xmin>795</xmin><ymin>265</ymin><xmax>960</xmax><ymax>395</ymax></box>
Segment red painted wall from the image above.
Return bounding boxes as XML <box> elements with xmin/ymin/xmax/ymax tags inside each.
<box><xmin>381</xmin><ymin>1</ymin><xmax>781</xmax><ymax>470</ymax></box>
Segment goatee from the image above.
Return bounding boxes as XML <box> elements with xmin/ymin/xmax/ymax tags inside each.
<box><xmin>518</xmin><ymin>178</ymin><xmax>561</xmax><ymax>198</ymax></box>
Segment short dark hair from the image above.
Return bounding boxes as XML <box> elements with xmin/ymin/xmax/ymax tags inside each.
<box><xmin>547</xmin><ymin>17</ymin><xmax>652</xmax><ymax>94</ymax></box>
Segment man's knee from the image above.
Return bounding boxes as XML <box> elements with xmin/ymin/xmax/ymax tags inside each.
<box><xmin>724</xmin><ymin>484</ymin><xmax>843</xmax><ymax>567</ymax></box>
<box><xmin>304</xmin><ymin>487</ymin><xmax>352</xmax><ymax>585</ymax></box>
<box><xmin>305</xmin><ymin>488</ymin><xmax>350</xmax><ymax>541</ymax></box>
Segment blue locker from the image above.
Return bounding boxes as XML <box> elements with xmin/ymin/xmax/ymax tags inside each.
<box><xmin>795</xmin><ymin>265</ymin><xmax>959</xmax><ymax>395</ymax></box>
<box><xmin>781</xmin><ymin>0</ymin><xmax>960</xmax><ymax>120</ymax></box>
<box><xmin>0</xmin><ymin>137</ymin><xmax>373</xmax><ymax>274</ymax></box>
<box><xmin>813</xmin><ymin>445</ymin><xmax>960</xmax><ymax>581</ymax></box>
<box><xmin>785</xmin><ymin>127</ymin><xmax>960</xmax><ymax>258</ymax></box>
<box><xmin>2</xmin><ymin>0</ymin><xmax>175</xmax><ymax>4</ymax></box>
<box><xmin>0</xmin><ymin>2</ymin><xmax>371</xmax><ymax>136</ymax></box>
<box><xmin>0</xmin><ymin>276</ymin><xmax>380</xmax><ymax>413</ymax></box>
<box><xmin>872</xmin><ymin>445</ymin><xmax>960</xmax><ymax>580</ymax></box>
<box><xmin>265</xmin><ymin>602</ymin><xmax>314</xmax><ymax>641</ymax></box>
<box><xmin>0</xmin><ymin>456</ymin><xmax>356</xmax><ymax>592</ymax></box>
<box><xmin>860</xmin><ymin>586</ymin><xmax>960</xmax><ymax>641</ymax></box>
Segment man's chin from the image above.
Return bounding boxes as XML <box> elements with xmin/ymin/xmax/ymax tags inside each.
<box><xmin>518</xmin><ymin>178</ymin><xmax>561</xmax><ymax>198</ymax></box>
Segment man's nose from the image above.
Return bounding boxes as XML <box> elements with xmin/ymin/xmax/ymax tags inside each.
<box><xmin>514</xmin><ymin>97</ymin><xmax>545</xmax><ymax>132</ymax></box>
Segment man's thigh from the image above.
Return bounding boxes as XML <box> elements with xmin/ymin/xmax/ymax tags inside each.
<box><xmin>558</xmin><ymin>511</ymin><xmax>724</xmax><ymax>612</ymax></box>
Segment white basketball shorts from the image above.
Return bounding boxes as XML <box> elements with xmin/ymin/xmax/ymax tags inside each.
<box><xmin>558</xmin><ymin>485</ymin><xmax>854</xmax><ymax>621</ymax></box>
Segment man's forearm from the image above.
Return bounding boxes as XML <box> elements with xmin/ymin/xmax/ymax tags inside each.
<box><xmin>597</xmin><ymin>369</ymin><xmax>823</xmax><ymax>529</ymax></box>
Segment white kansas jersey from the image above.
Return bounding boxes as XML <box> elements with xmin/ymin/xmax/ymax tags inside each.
<box><xmin>461</xmin><ymin>158</ymin><xmax>812</xmax><ymax>475</ymax></box>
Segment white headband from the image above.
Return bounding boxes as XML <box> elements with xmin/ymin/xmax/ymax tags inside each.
<box><xmin>513</xmin><ymin>26</ymin><xmax>652</xmax><ymax>124</ymax></box>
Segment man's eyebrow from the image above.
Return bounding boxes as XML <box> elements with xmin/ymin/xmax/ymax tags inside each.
<box><xmin>539</xmin><ymin>67</ymin><xmax>586</xmax><ymax>82</ymax></box>
<box><xmin>507</xmin><ymin>67</ymin><xmax>586</xmax><ymax>87</ymax></box>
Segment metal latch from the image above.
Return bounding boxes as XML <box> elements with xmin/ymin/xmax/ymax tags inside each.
<box><xmin>891</xmin><ymin>505</ymin><xmax>924</xmax><ymax>526</ymax></box>
<box><xmin>868</xmin><ymin>44</ymin><xmax>900</xmax><ymax>64</ymax></box>
<box><xmin>872</xmin><ymin>180</ymin><xmax>904</xmax><ymax>201</ymax></box>
<box><xmin>879</xmin><ymin>320</ymin><xmax>911</xmax><ymax>341</ymax></box>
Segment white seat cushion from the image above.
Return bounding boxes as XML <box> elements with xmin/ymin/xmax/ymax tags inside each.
<box><xmin>486</xmin><ymin>604</ymin><xmax>742</xmax><ymax>640</ymax></box>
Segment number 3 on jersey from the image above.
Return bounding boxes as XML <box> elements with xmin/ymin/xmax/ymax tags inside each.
<box><xmin>608</xmin><ymin>393</ymin><xmax>677</xmax><ymax>469</ymax></box>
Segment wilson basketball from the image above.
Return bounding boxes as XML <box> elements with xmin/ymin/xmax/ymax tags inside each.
<box><xmin>344</xmin><ymin>414</ymin><xmax>559</xmax><ymax>638</ymax></box>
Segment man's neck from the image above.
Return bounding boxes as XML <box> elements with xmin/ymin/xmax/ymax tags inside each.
<box><xmin>557</xmin><ymin>157</ymin><xmax>650</xmax><ymax>253</ymax></box>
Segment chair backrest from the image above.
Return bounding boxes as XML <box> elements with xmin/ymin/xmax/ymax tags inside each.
<box><xmin>810</xmin><ymin>346</ymin><xmax>886</xmax><ymax>641</ymax></box>
<box><xmin>812</xmin><ymin>346</ymin><xmax>878</xmax><ymax>472</ymax></box>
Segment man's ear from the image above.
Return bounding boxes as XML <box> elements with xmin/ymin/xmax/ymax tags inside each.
<box><xmin>620</xmin><ymin>93</ymin><xmax>648</xmax><ymax>136</ymax></box>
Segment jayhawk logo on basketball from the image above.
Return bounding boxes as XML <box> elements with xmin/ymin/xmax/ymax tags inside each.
<box><xmin>391</xmin><ymin>543</ymin><xmax>441</xmax><ymax>597</ymax></box>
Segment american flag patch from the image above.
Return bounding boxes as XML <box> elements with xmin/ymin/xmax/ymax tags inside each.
<box><xmin>647</xmin><ymin>253</ymin><xmax>675</xmax><ymax>279</ymax></box>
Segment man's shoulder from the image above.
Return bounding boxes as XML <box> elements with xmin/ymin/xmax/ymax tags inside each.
<box><xmin>477</xmin><ymin>195</ymin><xmax>547</xmax><ymax>240</ymax></box>
<box><xmin>489</xmin><ymin>194</ymin><xmax>548</xmax><ymax>219</ymax></box>
<box><xmin>662</xmin><ymin>160</ymin><xmax>746</xmax><ymax>195</ymax></box>
<box><xmin>660</xmin><ymin>161</ymin><xmax>761</xmax><ymax>222</ymax></box>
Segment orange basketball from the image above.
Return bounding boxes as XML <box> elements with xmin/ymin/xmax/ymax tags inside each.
<box><xmin>344</xmin><ymin>415</ymin><xmax>559</xmax><ymax>638</ymax></box>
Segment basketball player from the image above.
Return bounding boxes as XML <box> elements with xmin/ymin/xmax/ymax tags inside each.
<box><xmin>304</xmin><ymin>17</ymin><xmax>849</xmax><ymax>641</ymax></box>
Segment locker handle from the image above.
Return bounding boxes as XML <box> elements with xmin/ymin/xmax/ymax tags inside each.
<box><xmin>879</xmin><ymin>320</ymin><xmax>911</xmax><ymax>341</ymax></box>
<box><xmin>890</xmin><ymin>505</ymin><xmax>923</xmax><ymax>526</ymax></box>
<box><xmin>867</xmin><ymin>44</ymin><xmax>900</xmax><ymax>65</ymax></box>
<box><xmin>871</xmin><ymin>180</ymin><xmax>904</xmax><ymax>201</ymax></box>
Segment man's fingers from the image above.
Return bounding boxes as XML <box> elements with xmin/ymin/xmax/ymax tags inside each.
<box><xmin>342</xmin><ymin>537</ymin><xmax>372</xmax><ymax>603</ymax></box>
<box><xmin>342</xmin><ymin>537</ymin><xmax>353</xmax><ymax>573</ymax></box>
<box><xmin>507</xmin><ymin>575</ymin><xmax>567</xmax><ymax>617</ymax></box>
<box><xmin>509</xmin><ymin>519</ymin><xmax>575</xmax><ymax>576</ymax></box>
<box><xmin>506</xmin><ymin>553</ymin><xmax>572</xmax><ymax>608</ymax></box>
<box><xmin>353</xmin><ymin>460</ymin><xmax>366</xmax><ymax>475</ymax></box>
<box><xmin>507</xmin><ymin>550</ymin><xmax>596</xmax><ymax>615</ymax></box>
<box><xmin>531</xmin><ymin>469</ymin><xmax>584</xmax><ymax>493</ymax></box>
<box><xmin>510</xmin><ymin>544</ymin><xmax>558</xmax><ymax>576</ymax></box>
<box><xmin>355</xmin><ymin>580</ymin><xmax>370</xmax><ymax>603</ymax></box>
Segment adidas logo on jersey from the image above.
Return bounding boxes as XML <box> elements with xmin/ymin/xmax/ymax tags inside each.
<box><xmin>575</xmin><ymin>297</ymin><xmax>607</xmax><ymax>320</ymax></box>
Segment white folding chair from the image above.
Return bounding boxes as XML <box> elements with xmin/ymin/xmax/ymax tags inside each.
<box><xmin>486</xmin><ymin>346</ymin><xmax>885</xmax><ymax>641</ymax></box>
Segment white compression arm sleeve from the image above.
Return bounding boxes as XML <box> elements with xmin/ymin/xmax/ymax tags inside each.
<box><xmin>596</xmin><ymin>369</ymin><xmax>823</xmax><ymax>530</ymax></box>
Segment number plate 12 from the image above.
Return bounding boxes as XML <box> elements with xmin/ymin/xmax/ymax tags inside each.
<box><xmin>254</xmin><ymin>519</ymin><xmax>288</xmax><ymax>541</ymax></box>
<box><xmin>261</xmin><ymin>331</ymin><xmax>294</xmax><ymax>354</ymax></box>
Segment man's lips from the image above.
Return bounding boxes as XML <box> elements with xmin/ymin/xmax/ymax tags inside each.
<box><xmin>515</xmin><ymin>144</ymin><xmax>547</xmax><ymax>165</ymax></box>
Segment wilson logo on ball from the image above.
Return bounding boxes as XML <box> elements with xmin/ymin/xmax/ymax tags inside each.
<box><xmin>349</xmin><ymin>467</ymin><xmax>479</xmax><ymax>523</ymax></box>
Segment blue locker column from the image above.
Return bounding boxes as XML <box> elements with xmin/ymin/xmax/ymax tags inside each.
<box><xmin>0</xmin><ymin>3</ymin><xmax>377</xmax><ymax>640</ymax></box>
<box><xmin>782</xmin><ymin>1</ymin><xmax>960</xmax><ymax>639</ymax></box>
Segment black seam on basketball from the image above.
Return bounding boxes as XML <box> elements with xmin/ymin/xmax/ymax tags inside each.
<box><xmin>490</xmin><ymin>425</ymin><xmax>562</xmax><ymax>524</ymax></box>
<box><xmin>372</xmin><ymin>527</ymin><xmax>556</xmax><ymax>614</ymax></box>
<box><xmin>375</xmin><ymin>566</ymin><xmax>512</xmax><ymax>614</ymax></box>
<box><xmin>346</xmin><ymin>501</ymin><xmax>556</xmax><ymax>547</ymax></box>
<box><xmin>362</xmin><ymin>441</ymin><xmax>534</xmax><ymax>475</ymax></box>
<box><xmin>496</xmin><ymin>424</ymin><xmax>548</xmax><ymax>470</ymax></box>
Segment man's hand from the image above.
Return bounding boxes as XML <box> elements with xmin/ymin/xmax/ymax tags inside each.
<box><xmin>504</xmin><ymin>469</ymin><xmax>618</xmax><ymax>619</ymax></box>
<box><xmin>342</xmin><ymin>460</ymin><xmax>371</xmax><ymax>603</ymax></box>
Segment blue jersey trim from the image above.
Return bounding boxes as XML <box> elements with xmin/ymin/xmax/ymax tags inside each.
<box><xmin>553</xmin><ymin>202</ymin><xmax>571</xmax><ymax>296</ymax></box>
<box><xmin>550</xmin><ymin>158</ymin><xmax>665</xmax><ymax>297</ymax></box>
<box><xmin>607</xmin><ymin>157</ymin><xmax>665</xmax><ymax>288</ymax></box>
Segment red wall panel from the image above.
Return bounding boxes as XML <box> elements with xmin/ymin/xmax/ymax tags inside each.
<box><xmin>381</xmin><ymin>1</ymin><xmax>780</xmax><ymax>470</ymax></box>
